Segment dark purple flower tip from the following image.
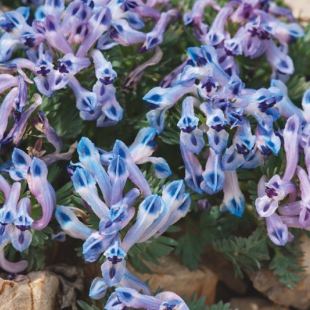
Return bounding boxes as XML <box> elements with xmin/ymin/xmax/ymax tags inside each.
<box><xmin>24</xmin><ymin>36</ymin><xmax>36</xmax><ymax>48</ymax></box>
<box><xmin>147</xmin><ymin>102</ymin><xmax>159</xmax><ymax>110</ymax></box>
<box><xmin>211</xmin><ymin>124</ymin><xmax>226</xmax><ymax>132</ymax></box>
<box><xmin>197</xmin><ymin>199</ymin><xmax>211</xmax><ymax>211</ymax></box>
<box><xmin>181</xmin><ymin>125</ymin><xmax>196</xmax><ymax>133</ymax></box>
<box><xmin>146</xmin><ymin>140</ymin><xmax>157</xmax><ymax>150</ymax></box>
<box><xmin>201</xmin><ymin>81</ymin><xmax>216</xmax><ymax>92</ymax></box>
<box><xmin>57</xmin><ymin>63</ymin><xmax>69</xmax><ymax>74</ymax></box>
<box><xmin>15</xmin><ymin>224</ymin><xmax>31</xmax><ymax>232</ymax></box>
<box><xmin>236</xmin><ymin>143</ymin><xmax>250</xmax><ymax>155</ymax></box>
<box><xmin>2</xmin><ymin>21</ymin><xmax>15</xmax><ymax>33</ymax></box>
<box><xmin>108</xmin><ymin>256</ymin><xmax>123</xmax><ymax>265</ymax></box>
<box><xmin>265</xmin><ymin>187</ymin><xmax>278</xmax><ymax>198</ymax></box>
<box><xmin>37</xmin><ymin>66</ymin><xmax>51</xmax><ymax>76</ymax></box>
<box><xmin>196</xmin><ymin>56</ymin><xmax>207</xmax><ymax>67</ymax></box>
<box><xmin>121</xmin><ymin>0</ymin><xmax>138</xmax><ymax>11</ymax></box>
<box><xmin>138</xmin><ymin>44</ymin><xmax>147</xmax><ymax>54</ymax></box>
<box><xmin>99</xmin><ymin>77</ymin><xmax>114</xmax><ymax>85</ymax></box>
<box><xmin>260</xmin><ymin>145</ymin><xmax>272</xmax><ymax>156</ymax></box>
<box><xmin>109</xmin><ymin>28</ymin><xmax>119</xmax><ymax>39</ymax></box>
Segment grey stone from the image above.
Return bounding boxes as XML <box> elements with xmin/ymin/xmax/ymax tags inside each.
<box><xmin>0</xmin><ymin>271</ymin><xmax>59</xmax><ymax>310</ymax></box>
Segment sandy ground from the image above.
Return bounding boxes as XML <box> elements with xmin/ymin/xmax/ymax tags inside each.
<box><xmin>284</xmin><ymin>0</ymin><xmax>310</xmax><ymax>20</ymax></box>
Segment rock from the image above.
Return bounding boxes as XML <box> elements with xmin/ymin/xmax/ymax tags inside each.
<box><xmin>230</xmin><ymin>297</ymin><xmax>289</xmax><ymax>310</ymax></box>
<box><xmin>251</xmin><ymin>234</ymin><xmax>310</xmax><ymax>310</ymax></box>
<box><xmin>0</xmin><ymin>271</ymin><xmax>59</xmax><ymax>310</ymax></box>
<box><xmin>128</xmin><ymin>254</ymin><xmax>218</xmax><ymax>305</ymax></box>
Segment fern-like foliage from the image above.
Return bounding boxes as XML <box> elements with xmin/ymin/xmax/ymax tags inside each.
<box><xmin>212</xmin><ymin>227</ymin><xmax>270</xmax><ymax>278</ymax></box>
<box><xmin>269</xmin><ymin>230</ymin><xmax>305</xmax><ymax>289</ymax></box>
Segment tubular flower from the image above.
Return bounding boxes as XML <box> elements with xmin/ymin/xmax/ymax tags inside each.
<box><xmin>184</xmin><ymin>0</ymin><xmax>304</xmax><ymax>78</ymax></box>
<box><xmin>0</xmin><ymin>0</ymin><xmax>174</xmax><ymax>126</ymax></box>
<box><xmin>54</xmin><ymin>135</ymin><xmax>190</xmax><ymax>305</ymax></box>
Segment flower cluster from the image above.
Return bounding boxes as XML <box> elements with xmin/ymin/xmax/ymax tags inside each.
<box><xmin>54</xmin><ymin>133</ymin><xmax>190</xmax><ymax>307</ymax></box>
<box><xmin>254</xmin><ymin>92</ymin><xmax>310</xmax><ymax>246</ymax></box>
<box><xmin>144</xmin><ymin>40</ymin><xmax>310</xmax><ymax>245</ymax></box>
<box><xmin>0</xmin><ymin>0</ymin><xmax>309</xmax><ymax>306</ymax></box>
<box><xmin>0</xmin><ymin>0</ymin><xmax>175</xmax><ymax>126</ymax></box>
<box><xmin>0</xmin><ymin>147</ymin><xmax>55</xmax><ymax>272</ymax></box>
<box><xmin>184</xmin><ymin>0</ymin><xmax>304</xmax><ymax>79</ymax></box>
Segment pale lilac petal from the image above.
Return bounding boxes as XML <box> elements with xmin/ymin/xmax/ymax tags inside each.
<box><xmin>266</xmin><ymin>213</ymin><xmax>289</xmax><ymax>246</ymax></box>
<box><xmin>0</xmin><ymin>74</ymin><xmax>18</xmax><ymax>93</ymax></box>
<box><xmin>110</xmin><ymin>19</ymin><xmax>146</xmax><ymax>46</ymax></box>
<box><xmin>201</xmin><ymin>148</ymin><xmax>225</xmax><ymax>194</ymax></box>
<box><xmin>145</xmin><ymin>12</ymin><xmax>170</xmax><ymax>50</ymax></box>
<box><xmin>221</xmin><ymin>144</ymin><xmax>245</xmax><ymax>170</ymax></box>
<box><xmin>102</xmin><ymin>237</ymin><xmax>127</xmax><ymax>286</ymax></box>
<box><xmin>206</xmin><ymin>6</ymin><xmax>233</xmax><ymax>45</ymax></box>
<box><xmin>76</xmin><ymin>7</ymin><xmax>112</xmax><ymax>57</ymax></box>
<box><xmin>44</xmin><ymin>15</ymin><xmax>73</xmax><ymax>54</ymax></box>
<box><xmin>108</xmin><ymin>155</ymin><xmax>128</xmax><ymax>205</ymax></box>
<box><xmin>156</xmin><ymin>193</ymin><xmax>191</xmax><ymax>237</ymax></box>
<box><xmin>72</xmin><ymin>168</ymin><xmax>109</xmax><ymax>218</ymax></box>
<box><xmin>77</xmin><ymin>137</ymin><xmax>112</xmax><ymax>206</ymax></box>
<box><xmin>266</xmin><ymin>40</ymin><xmax>294</xmax><ymax>76</ymax></box>
<box><xmin>14</xmin><ymin>76</ymin><xmax>27</xmax><ymax>112</ymax></box>
<box><xmin>180</xmin><ymin>143</ymin><xmax>203</xmax><ymax>194</ymax></box>
<box><xmin>89</xmin><ymin>277</ymin><xmax>108</xmax><ymax>300</ymax></box>
<box><xmin>146</xmin><ymin>107</ymin><xmax>170</xmax><ymax>134</ymax></box>
<box><xmin>122</xmin><ymin>195</ymin><xmax>163</xmax><ymax>252</ymax></box>
<box><xmin>120</xmin><ymin>269</ymin><xmax>151</xmax><ymax>295</ymax></box>
<box><xmin>143</xmin><ymin>83</ymin><xmax>197</xmax><ymax>110</ymax></box>
<box><xmin>58</xmin><ymin>53</ymin><xmax>91</xmax><ymax>75</ymax></box>
<box><xmin>115</xmin><ymin>287</ymin><xmax>162</xmax><ymax>309</ymax></box>
<box><xmin>302</xmin><ymin>89</ymin><xmax>310</xmax><ymax>122</ymax></box>
<box><xmin>55</xmin><ymin>206</ymin><xmax>94</xmax><ymax>240</ymax></box>
<box><xmin>144</xmin><ymin>157</ymin><xmax>172</xmax><ymax>179</ymax></box>
<box><xmin>256</xmin><ymin>195</ymin><xmax>278</xmax><ymax>217</ymax></box>
<box><xmin>0</xmin><ymin>175</ymin><xmax>10</xmax><ymax>200</ymax></box>
<box><xmin>113</xmin><ymin>140</ymin><xmax>151</xmax><ymax>197</ymax></box>
<box><xmin>129</xmin><ymin>127</ymin><xmax>157</xmax><ymax>163</ymax></box>
<box><xmin>11</xmin><ymin>228</ymin><xmax>32</xmax><ymax>252</ymax></box>
<box><xmin>28</xmin><ymin>158</ymin><xmax>56</xmax><ymax>230</ymax></box>
<box><xmin>0</xmin><ymin>243</ymin><xmax>27</xmax><ymax>273</ymax></box>
<box><xmin>83</xmin><ymin>231</ymin><xmax>114</xmax><ymax>262</ymax></box>
<box><xmin>183</xmin><ymin>0</ymin><xmax>220</xmax><ymax>26</ymax></box>
<box><xmin>270</xmin><ymin>79</ymin><xmax>304</xmax><ymax>121</ymax></box>
<box><xmin>0</xmin><ymin>182</ymin><xmax>21</xmax><ymax>225</ymax></box>
<box><xmin>68</xmin><ymin>76</ymin><xmax>97</xmax><ymax>112</ymax></box>
<box><xmin>282</xmin><ymin>115</ymin><xmax>300</xmax><ymax>182</ymax></box>
<box><xmin>221</xmin><ymin>170</ymin><xmax>245</xmax><ymax>217</ymax></box>
<box><xmin>207</xmin><ymin>128</ymin><xmax>229</xmax><ymax>154</ymax></box>
<box><xmin>2</xmin><ymin>93</ymin><xmax>42</xmax><ymax>148</ymax></box>
<box><xmin>0</xmin><ymin>87</ymin><xmax>18</xmax><ymax>141</ymax></box>
<box><xmin>32</xmin><ymin>110</ymin><xmax>62</xmax><ymax>153</ymax></box>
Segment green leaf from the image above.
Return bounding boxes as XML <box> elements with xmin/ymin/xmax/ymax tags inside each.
<box><xmin>269</xmin><ymin>232</ymin><xmax>305</xmax><ymax>289</ymax></box>
<box><xmin>212</xmin><ymin>227</ymin><xmax>270</xmax><ymax>278</ymax></box>
<box><xmin>56</xmin><ymin>182</ymin><xmax>74</xmax><ymax>205</ymax></box>
<box><xmin>77</xmin><ymin>300</ymin><xmax>101</xmax><ymax>310</ymax></box>
<box><xmin>205</xmin><ymin>301</ymin><xmax>231</xmax><ymax>310</ymax></box>
<box><xmin>175</xmin><ymin>231</ymin><xmax>204</xmax><ymax>270</ymax></box>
